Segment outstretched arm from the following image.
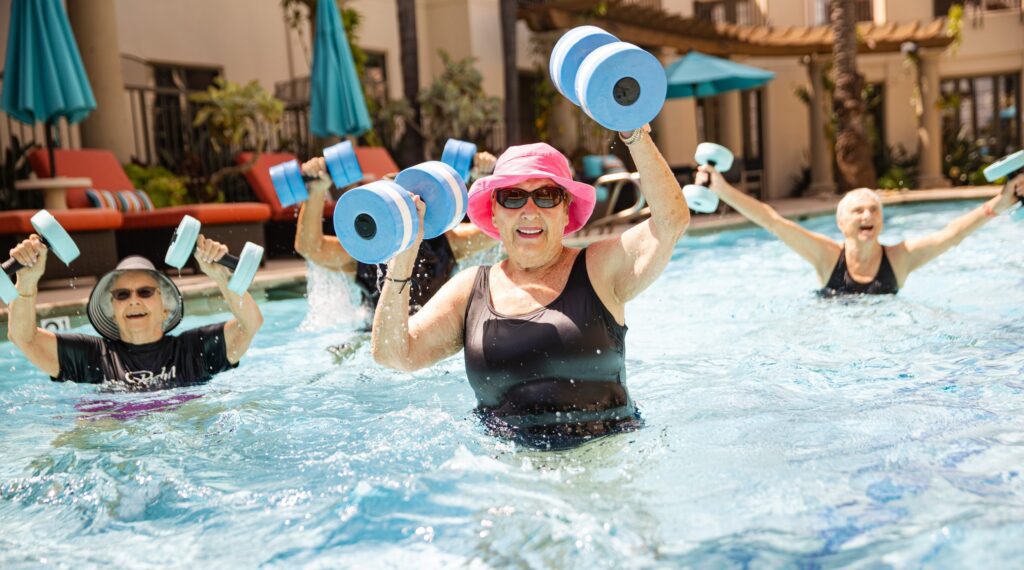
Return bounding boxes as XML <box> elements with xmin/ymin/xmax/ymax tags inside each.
<box><xmin>446</xmin><ymin>223</ymin><xmax>496</xmax><ymax>260</ymax></box>
<box><xmin>194</xmin><ymin>235</ymin><xmax>264</xmax><ymax>364</ymax></box>
<box><xmin>293</xmin><ymin>158</ymin><xmax>357</xmax><ymax>274</ymax></box>
<box><xmin>371</xmin><ymin>198</ymin><xmax>474</xmax><ymax>372</ymax></box>
<box><xmin>6</xmin><ymin>236</ymin><xmax>59</xmax><ymax>377</ymax></box>
<box><xmin>587</xmin><ymin>126</ymin><xmax>690</xmax><ymax>318</ymax></box>
<box><xmin>894</xmin><ymin>174</ymin><xmax>1023</xmax><ymax>275</ymax></box>
<box><xmin>699</xmin><ymin>166</ymin><xmax>839</xmax><ymax>282</ymax></box>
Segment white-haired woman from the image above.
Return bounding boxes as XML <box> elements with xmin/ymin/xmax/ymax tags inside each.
<box><xmin>697</xmin><ymin>166</ymin><xmax>1024</xmax><ymax>295</ymax></box>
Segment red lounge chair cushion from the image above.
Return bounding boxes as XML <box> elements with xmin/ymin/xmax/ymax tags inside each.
<box><xmin>29</xmin><ymin>149</ymin><xmax>135</xmax><ymax>209</ymax></box>
<box><xmin>119</xmin><ymin>203</ymin><xmax>271</xmax><ymax>230</ymax></box>
<box><xmin>353</xmin><ymin>147</ymin><xmax>399</xmax><ymax>181</ymax></box>
<box><xmin>0</xmin><ymin>208</ymin><xmax>123</xmax><ymax>233</ymax></box>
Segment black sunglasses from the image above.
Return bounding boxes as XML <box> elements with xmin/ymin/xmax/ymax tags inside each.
<box><xmin>111</xmin><ymin>286</ymin><xmax>159</xmax><ymax>301</ymax></box>
<box><xmin>495</xmin><ymin>186</ymin><xmax>566</xmax><ymax>209</ymax></box>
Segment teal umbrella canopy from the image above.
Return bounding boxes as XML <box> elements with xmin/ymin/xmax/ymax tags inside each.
<box><xmin>665</xmin><ymin>51</ymin><xmax>775</xmax><ymax>99</ymax></box>
<box><xmin>1</xmin><ymin>0</ymin><xmax>96</xmax><ymax>125</ymax></box>
<box><xmin>310</xmin><ymin>0</ymin><xmax>371</xmax><ymax>138</ymax></box>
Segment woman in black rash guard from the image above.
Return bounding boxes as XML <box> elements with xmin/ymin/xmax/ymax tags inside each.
<box><xmin>371</xmin><ymin>125</ymin><xmax>690</xmax><ymax>449</ymax></box>
<box><xmin>696</xmin><ymin>165</ymin><xmax>1024</xmax><ymax>296</ymax></box>
<box><xmin>6</xmin><ymin>237</ymin><xmax>263</xmax><ymax>391</ymax></box>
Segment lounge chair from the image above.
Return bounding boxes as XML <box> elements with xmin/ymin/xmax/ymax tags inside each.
<box><xmin>0</xmin><ymin>208</ymin><xmax>123</xmax><ymax>283</ymax></box>
<box><xmin>28</xmin><ymin>149</ymin><xmax>271</xmax><ymax>271</ymax></box>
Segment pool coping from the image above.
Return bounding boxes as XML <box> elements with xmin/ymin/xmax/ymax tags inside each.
<box><xmin>0</xmin><ymin>186</ymin><xmax>1000</xmax><ymax>339</ymax></box>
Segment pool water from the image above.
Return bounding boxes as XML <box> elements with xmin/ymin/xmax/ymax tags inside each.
<box><xmin>2</xmin><ymin>201</ymin><xmax>1023</xmax><ymax>567</ymax></box>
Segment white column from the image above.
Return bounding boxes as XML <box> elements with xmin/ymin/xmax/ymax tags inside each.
<box><xmin>807</xmin><ymin>54</ymin><xmax>837</xmax><ymax>195</ymax></box>
<box><xmin>916</xmin><ymin>50</ymin><xmax>951</xmax><ymax>189</ymax></box>
<box><xmin>66</xmin><ymin>0</ymin><xmax>134</xmax><ymax>162</ymax></box>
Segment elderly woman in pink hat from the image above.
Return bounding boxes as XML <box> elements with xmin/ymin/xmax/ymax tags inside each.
<box><xmin>372</xmin><ymin>126</ymin><xmax>689</xmax><ymax>449</ymax></box>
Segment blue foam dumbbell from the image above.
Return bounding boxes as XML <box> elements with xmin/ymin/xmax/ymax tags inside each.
<box><xmin>268</xmin><ymin>140</ymin><xmax>363</xmax><ymax>207</ymax></box>
<box><xmin>334</xmin><ymin>161</ymin><xmax>468</xmax><ymax>264</ymax></box>
<box><xmin>0</xmin><ymin>210</ymin><xmax>80</xmax><ymax>304</ymax></box>
<box><xmin>441</xmin><ymin>138</ymin><xmax>477</xmax><ymax>183</ymax></box>
<box><xmin>983</xmin><ymin>150</ymin><xmax>1024</xmax><ymax>220</ymax></box>
<box><xmin>165</xmin><ymin>215</ymin><xmax>264</xmax><ymax>294</ymax></box>
<box><xmin>682</xmin><ymin>143</ymin><xmax>735</xmax><ymax>214</ymax></box>
<box><xmin>550</xmin><ymin>26</ymin><xmax>667</xmax><ymax>132</ymax></box>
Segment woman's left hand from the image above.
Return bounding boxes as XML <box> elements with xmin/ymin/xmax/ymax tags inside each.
<box><xmin>993</xmin><ymin>174</ymin><xmax>1024</xmax><ymax>214</ymax></box>
<box><xmin>195</xmin><ymin>234</ymin><xmax>231</xmax><ymax>283</ymax></box>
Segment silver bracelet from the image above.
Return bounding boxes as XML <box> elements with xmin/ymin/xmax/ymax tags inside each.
<box><xmin>619</xmin><ymin>128</ymin><xmax>645</xmax><ymax>146</ymax></box>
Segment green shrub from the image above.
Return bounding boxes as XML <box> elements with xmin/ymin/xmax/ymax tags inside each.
<box><xmin>124</xmin><ymin>163</ymin><xmax>192</xmax><ymax>208</ymax></box>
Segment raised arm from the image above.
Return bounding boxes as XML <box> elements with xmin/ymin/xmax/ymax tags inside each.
<box><xmin>371</xmin><ymin>198</ymin><xmax>474</xmax><ymax>372</ymax></box>
<box><xmin>588</xmin><ymin>126</ymin><xmax>689</xmax><ymax>314</ymax></box>
<box><xmin>6</xmin><ymin>236</ymin><xmax>60</xmax><ymax>377</ymax></box>
<box><xmin>293</xmin><ymin>158</ymin><xmax>357</xmax><ymax>274</ymax></box>
<box><xmin>446</xmin><ymin>222</ymin><xmax>496</xmax><ymax>260</ymax></box>
<box><xmin>699</xmin><ymin>165</ymin><xmax>839</xmax><ymax>281</ymax></box>
<box><xmin>892</xmin><ymin>174</ymin><xmax>1023</xmax><ymax>276</ymax></box>
<box><xmin>195</xmin><ymin>235</ymin><xmax>264</xmax><ymax>364</ymax></box>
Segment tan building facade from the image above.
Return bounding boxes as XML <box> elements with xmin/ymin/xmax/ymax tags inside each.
<box><xmin>1</xmin><ymin>0</ymin><xmax>1020</xmax><ymax>201</ymax></box>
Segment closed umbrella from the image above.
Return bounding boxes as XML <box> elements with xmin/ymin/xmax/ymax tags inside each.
<box><xmin>309</xmin><ymin>0</ymin><xmax>371</xmax><ymax>138</ymax></box>
<box><xmin>665</xmin><ymin>51</ymin><xmax>775</xmax><ymax>99</ymax></box>
<box><xmin>1</xmin><ymin>0</ymin><xmax>96</xmax><ymax>175</ymax></box>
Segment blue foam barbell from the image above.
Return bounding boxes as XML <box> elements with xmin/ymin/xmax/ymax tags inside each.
<box><xmin>550</xmin><ymin>26</ymin><xmax>666</xmax><ymax>132</ymax></box>
<box><xmin>682</xmin><ymin>143</ymin><xmax>735</xmax><ymax>214</ymax></box>
<box><xmin>268</xmin><ymin>140</ymin><xmax>363</xmax><ymax>207</ymax></box>
<box><xmin>0</xmin><ymin>210</ymin><xmax>81</xmax><ymax>304</ymax></box>
<box><xmin>441</xmin><ymin>139</ymin><xmax>477</xmax><ymax>183</ymax></box>
<box><xmin>334</xmin><ymin>161</ymin><xmax>468</xmax><ymax>265</ymax></box>
<box><xmin>165</xmin><ymin>215</ymin><xmax>264</xmax><ymax>294</ymax></box>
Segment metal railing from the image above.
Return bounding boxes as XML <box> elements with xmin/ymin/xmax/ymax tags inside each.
<box><xmin>694</xmin><ymin>0</ymin><xmax>771</xmax><ymax>26</ymax></box>
<box><xmin>812</xmin><ymin>0</ymin><xmax>874</xmax><ymax>25</ymax></box>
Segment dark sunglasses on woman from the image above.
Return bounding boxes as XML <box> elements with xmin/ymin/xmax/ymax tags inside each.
<box><xmin>495</xmin><ymin>186</ymin><xmax>566</xmax><ymax>209</ymax></box>
<box><xmin>111</xmin><ymin>286</ymin><xmax>159</xmax><ymax>301</ymax></box>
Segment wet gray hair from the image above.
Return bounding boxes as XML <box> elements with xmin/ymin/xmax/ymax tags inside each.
<box><xmin>836</xmin><ymin>188</ymin><xmax>883</xmax><ymax>220</ymax></box>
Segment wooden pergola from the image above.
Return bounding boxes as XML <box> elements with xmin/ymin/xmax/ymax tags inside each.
<box><xmin>519</xmin><ymin>0</ymin><xmax>955</xmax><ymax>57</ymax></box>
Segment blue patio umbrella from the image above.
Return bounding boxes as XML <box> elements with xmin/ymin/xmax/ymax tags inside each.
<box><xmin>310</xmin><ymin>0</ymin><xmax>371</xmax><ymax>138</ymax></box>
<box><xmin>1</xmin><ymin>0</ymin><xmax>96</xmax><ymax>175</ymax></box>
<box><xmin>665</xmin><ymin>51</ymin><xmax>775</xmax><ymax>99</ymax></box>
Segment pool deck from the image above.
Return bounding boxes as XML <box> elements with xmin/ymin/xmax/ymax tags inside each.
<box><xmin>0</xmin><ymin>186</ymin><xmax>999</xmax><ymax>337</ymax></box>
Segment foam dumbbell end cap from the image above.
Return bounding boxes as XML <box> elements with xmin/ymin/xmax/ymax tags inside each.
<box><xmin>549</xmin><ymin>26</ymin><xmax>619</xmax><ymax>106</ymax></box>
<box><xmin>394</xmin><ymin>161</ymin><xmax>467</xmax><ymax>239</ymax></box>
<box><xmin>334</xmin><ymin>180</ymin><xmax>420</xmax><ymax>265</ymax></box>
<box><xmin>683</xmin><ymin>184</ymin><xmax>720</xmax><ymax>214</ymax></box>
<box><xmin>268</xmin><ymin>160</ymin><xmax>307</xmax><ymax>207</ymax></box>
<box><xmin>227</xmin><ymin>242</ymin><xmax>264</xmax><ymax>294</ymax></box>
<box><xmin>165</xmin><ymin>215</ymin><xmax>202</xmax><ymax>269</ymax></box>
<box><xmin>441</xmin><ymin>139</ymin><xmax>477</xmax><ymax>183</ymax></box>
<box><xmin>575</xmin><ymin>42</ymin><xmax>667</xmax><ymax>132</ymax></box>
<box><xmin>695</xmin><ymin>143</ymin><xmax>734</xmax><ymax>173</ymax></box>
<box><xmin>983</xmin><ymin>150</ymin><xmax>1024</xmax><ymax>183</ymax></box>
<box><xmin>324</xmin><ymin>140</ymin><xmax>363</xmax><ymax>188</ymax></box>
<box><xmin>1</xmin><ymin>211</ymin><xmax>81</xmax><ymax>304</ymax></box>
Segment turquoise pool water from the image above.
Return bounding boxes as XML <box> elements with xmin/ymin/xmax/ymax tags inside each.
<box><xmin>2</xmin><ymin>200</ymin><xmax>1023</xmax><ymax>567</ymax></box>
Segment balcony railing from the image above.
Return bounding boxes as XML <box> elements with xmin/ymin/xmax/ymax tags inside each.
<box><xmin>695</xmin><ymin>0</ymin><xmax>771</xmax><ymax>26</ymax></box>
<box><xmin>813</xmin><ymin>0</ymin><xmax>874</xmax><ymax>25</ymax></box>
<box><xmin>934</xmin><ymin>0</ymin><xmax>1024</xmax><ymax>21</ymax></box>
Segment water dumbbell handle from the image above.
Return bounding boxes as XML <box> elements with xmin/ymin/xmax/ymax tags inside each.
<box><xmin>1</xmin><ymin>233</ymin><xmax>56</xmax><ymax>277</ymax></box>
<box><xmin>700</xmin><ymin>159</ymin><xmax>720</xmax><ymax>188</ymax></box>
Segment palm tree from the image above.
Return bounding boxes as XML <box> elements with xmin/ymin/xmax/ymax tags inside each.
<box><xmin>396</xmin><ymin>0</ymin><xmax>425</xmax><ymax>166</ymax></box>
<box><xmin>500</xmin><ymin>0</ymin><xmax>520</xmax><ymax>146</ymax></box>
<box><xmin>831</xmin><ymin>0</ymin><xmax>876</xmax><ymax>190</ymax></box>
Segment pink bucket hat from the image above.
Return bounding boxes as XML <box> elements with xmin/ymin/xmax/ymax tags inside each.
<box><xmin>468</xmin><ymin>143</ymin><xmax>596</xmax><ymax>240</ymax></box>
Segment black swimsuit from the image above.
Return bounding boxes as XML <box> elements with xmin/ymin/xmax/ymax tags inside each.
<box><xmin>355</xmin><ymin>235</ymin><xmax>456</xmax><ymax>313</ymax></box>
<box><xmin>463</xmin><ymin>249</ymin><xmax>639</xmax><ymax>449</ymax></box>
<box><xmin>821</xmin><ymin>246</ymin><xmax>899</xmax><ymax>296</ymax></box>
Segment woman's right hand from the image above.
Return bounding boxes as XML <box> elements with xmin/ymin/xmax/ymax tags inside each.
<box><xmin>696</xmin><ymin>164</ymin><xmax>726</xmax><ymax>192</ymax></box>
<box><xmin>300</xmin><ymin>157</ymin><xmax>332</xmax><ymax>194</ymax></box>
<box><xmin>387</xmin><ymin>196</ymin><xmax>426</xmax><ymax>280</ymax></box>
<box><xmin>10</xmin><ymin>235</ymin><xmax>48</xmax><ymax>292</ymax></box>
